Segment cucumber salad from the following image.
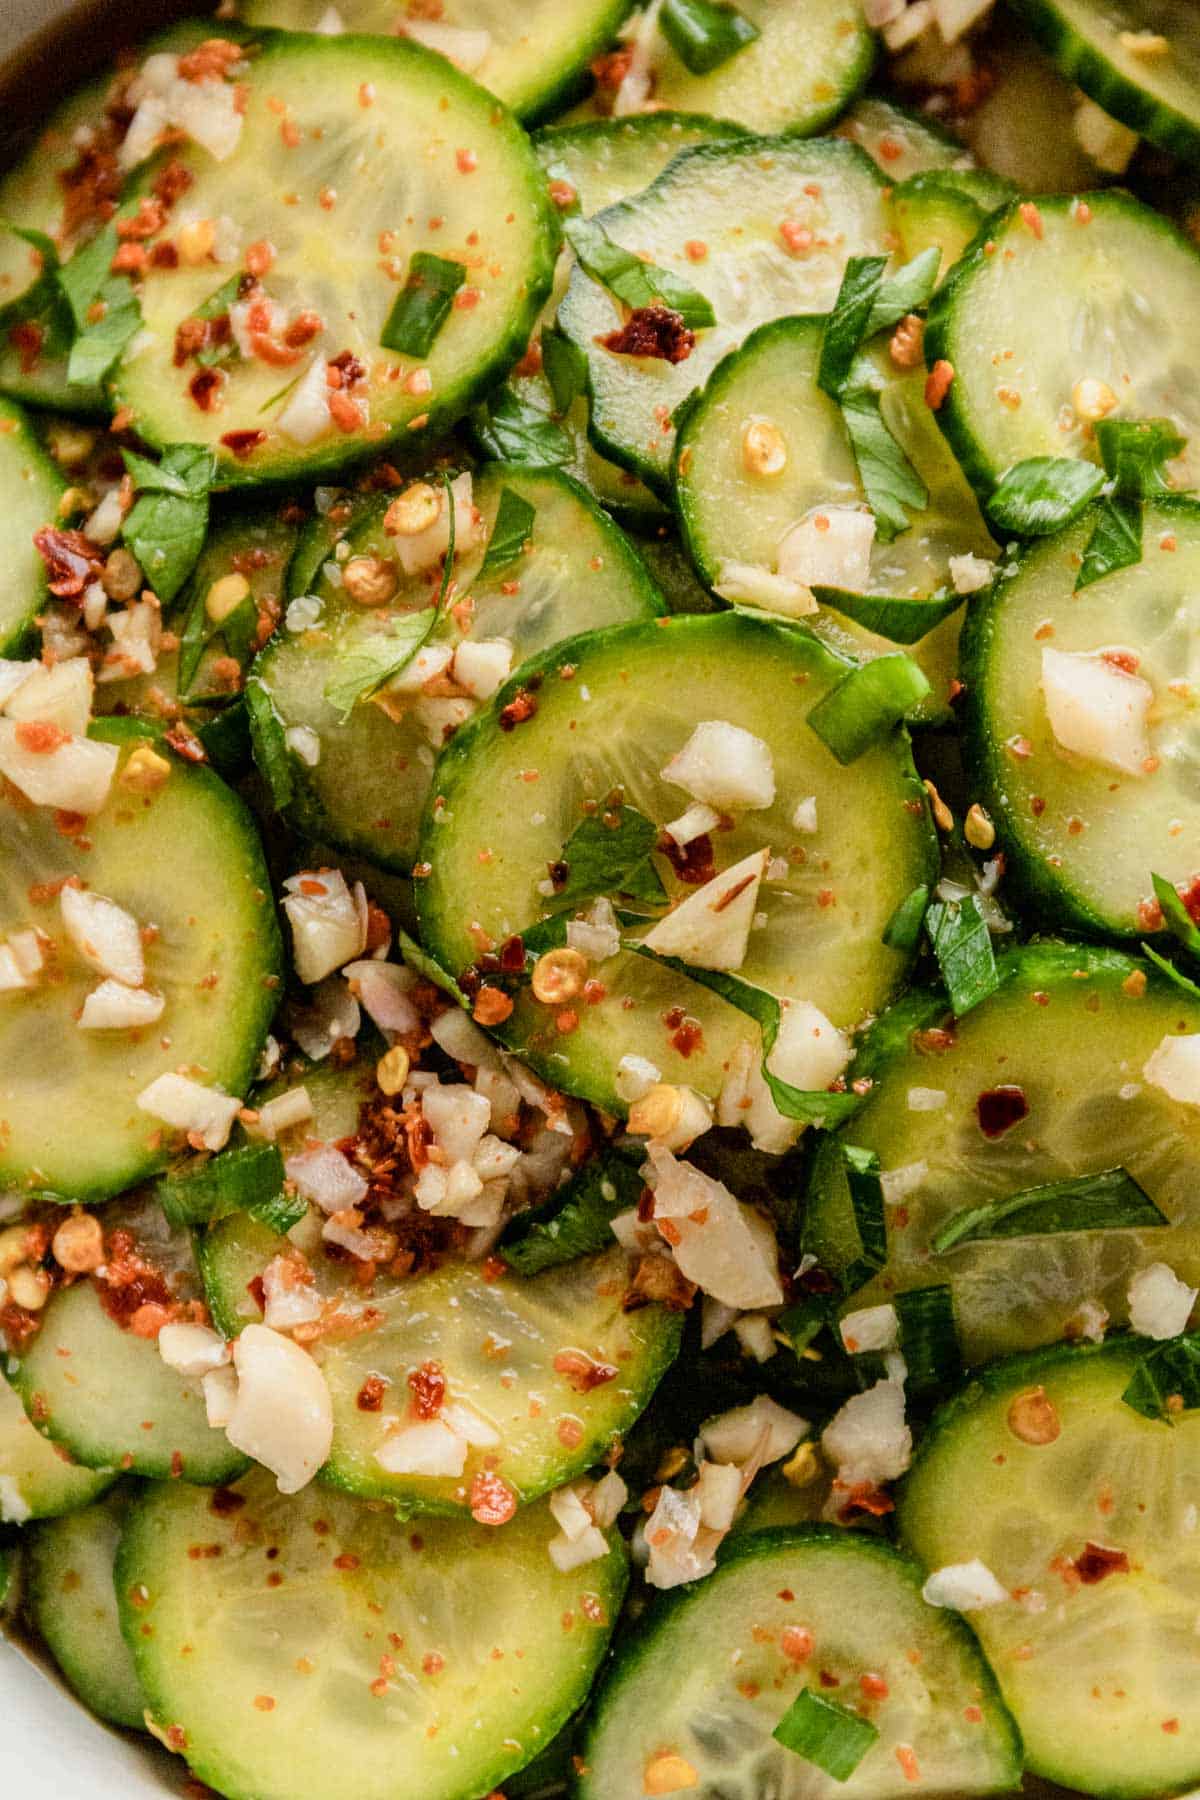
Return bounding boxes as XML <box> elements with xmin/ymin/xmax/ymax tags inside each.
<box><xmin>4</xmin><ymin>2</ymin><xmax>1200</xmax><ymax>1798</ymax></box>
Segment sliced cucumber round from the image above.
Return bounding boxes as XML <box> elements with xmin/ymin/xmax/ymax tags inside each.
<box><xmin>557</xmin><ymin>136</ymin><xmax>892</xmax><ymax>494</ymax></box>
<box><xmin>591</xmin><ymin>0</ymin><xmax>874</xmax><ymax>138</ymax></box>
<box><xmin>673</xmin><ymin>316</ymin><xmax>997</xmax><ymax>725</ymax></box>
<box><xmin>9</xmin><ymin>1201</ymin><xmax>247</xmax><ymax>1484</ymax></box>
<box><xmin>533</xmin><ymin>113</ymin><xmax>748</xmax><ymax>220</ymax></box>
<box><xmin>805</xmin><ymin>942</ymin><xmax>1200</xmax><ymax>1362</ymax></box>
<box><xmin>201</xmin><ymin>1216</ymin><xmax>682</xmax><ymax>1512</ymax></box>
<box><xmin>118</xmin><ymin>1469</ymin><xmax>626</xmax><ymax>1800</ymax></box>
<box><xmin>0</xmin><ymin>394</ymin><xmax>64</xmax><ymax>653</ymax></box>
<box><xmin>0</xmin><ymin>719</ymin><xmax>280</xmax><ymax>1203</ymax></box>
<box><xmin>238</xmin><ymin>0</ymin><xmax>628</xmax><ymax>124</ymax></box>
<box><xmin>835</xmin><ymin>96</ymin><xmax>976</xmax><ymax>183</ymax></box>
<box><xmin>0</xmin><ymin>74</ymin><xmax>111</xmax><ymax>314</ymax></box>
<box><xmin>249</xmin><ymin>462</ymin><xmax>662</xmax><ymax>871</ymax></box>
<box><xmin>0</xmin><ymin>1378</ymin><xmax>113</xmax><ymax>1524</ymax></box>
<box><xmin>961</xmin><ymin>498</ymin><xmax>1200</xmax><ymax>936</ymax></box>
<box><xmin>417</xmin><ymin>611</ymin><xmax>937</xmax><ymax>1113</ymax></box>
<box><xmin>891</xmin><ymin>171</ymin><xmax>1015</xmax><ymax>280</ymax></box>
<box><xmin>113</xmin><ymin>33</ymin><xmax>557</xmax><ymax>486</ymax></box>
<box><xmin>900</xmin><ymin>1337</ymin><xmax>1200</xmax><ymax>1798</ymax></box>
<box><xmin>26</xmin><ymin>1483</ymin><xmax>145</xmax><ymax>1731</ymax></box>
<box><xmin>926</xmin><ymin>190</ymin><xmax>1200</xmax><ymax>501</ymax></box>
<box><xmin>1011</xmin><ymin>0</ymin><xmax>1200</xmax><ymax>167</ymax></box>
<box><xmin>578</xmin><ymin>1526</ymin><xmax>1021</xmax><ymax>1800</ymax></box>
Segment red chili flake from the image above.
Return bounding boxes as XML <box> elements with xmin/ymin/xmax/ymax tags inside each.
<box><xmin>94</xmin><ymin>1228</ymin><xmax>174</xmax><ymax>1330</ymax></box>
<box><xmin>780</xmin><ymin>1626</ymin><xmax>813</xmax><ymax>1664</ymax></box>
<box><xmin>407</xmin><ymin>1360</ymin><xmax>446</xmax><ymax>1420</ymax></box>
<box><xmin>600</xmin><ymin>305</ymin><xmax>695</xmax><ymax>364</ymax></box>
<box><xmin>15</xmin><ymin>720</ymin><xmax>70</xmax><ymax>755</ymax></box>
<box><xmin>33</xmin><ymin>526</ymin><xmax>104</xmax><ymax>599</ymax></box>
<box><xmin>498</xmin><ymin>933</ymin><xmax>526</xmax><ymax>972</ymax></box>
<box><xmin>976</xmin><ymin>1085</ymin><xmax>1029</xmax><ymax>1139</ymax></box>
<box><xmin>670</xmin><ymin>1018</ymin><xmax>704</xmax><ymax>1058</ymax></box>
<box><xmin>470</xmin><ymin>1469</ymin><xmax>517</xmax><ymax>1526</ymax></box>
<box><xmin>357</xmin><ymin>1375</ymin><xmax>387</xmax><ymax>1412</ymax></box>
<box><xmin>9</xmin><ymin>320</ymin><xmax>45</xmax><ymax>374</ymax></box>
<box><xmin>498</xmin><ymin>689</ymin><xmax>538</xmax><ymax>731</ymax></box>
<box><xmin>1073</xmin><ymin>1542</ymin><xmax>1130</xmax><ymax>1584</ymax></box>
<box><xmin>1178</xmin><ymin>876</ymin><xmax>1200</xmax><ymax>925</ymax></box>
<box><xmin>837</xmin><ymin>1482</ymin><xmax>895</xmax><ymax>1521</ymax></box>
<box><xmin>164</xmin><ymin>724</ymin><xmax>207</xmax><ymax>764</ymax></box>
<box><xmin>552</xmin><ymin>1349</ymin><xmax>618</xmax><ymax>1393</ymax></box>
<box><xmin>657</xmin><ymin>831</ymin><xmax>716</xmax><ymax>886</ymax></box>
<box><xmin>860</xmin><ymin>1672</ymin><xmax>889</xmax><ymax>1699</ymax></box>
<box><xmin>925</xmin><ymin>359</ymin><xmax>955</xmax><ymax>411</ymax></box>
<box><xmin>590</xmin><ymin>45</ymin><xmax>633</xmax><ymax>92</ymax></box>
<box><xmin>220</xmin><ymin>429</ymin><xmax>267</xmax><ymax>460</ymax></box>
<box><xmin>210</xmin><ymin>1486</ymin><xmax>246</xmax><ymax>1516</ymax></box>
<box><xmin>247</xmin><ymin>1275</ymin><xmax>266</xmax><ymax>1314</ymax></box>
<box><xmin>152</xmin><ymin>160</ymin><xmax>194</xmax><ymax>209</ymax></box>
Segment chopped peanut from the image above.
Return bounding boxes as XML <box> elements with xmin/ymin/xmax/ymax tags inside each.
<box><xmin>206</xmin><ymin>572</ymin><xmax>252</xmax><ymax>623</ymax></box>
<box><xmin>531</xmin><ymin>947</ymin><xmax>588</xmax><ymax>1005</ymax></box>
<box><xmin>384</xmin><ymin>482</ymin><xmax>441</xmax><ymax>538</ymax></box>
<box><xmin>342</xmin><ymin>555</ymin><xmax>398</xmax><ymax>607</ymax></box>
<box><xmin>375</xmin><ymin>1045</ymin><xmax>410</xmax><ymax>1096</ymax></box>
<box><xmin>741</xmin><ymin>417</ymin><xmax>787</xmax><ymax>477</ymax></box>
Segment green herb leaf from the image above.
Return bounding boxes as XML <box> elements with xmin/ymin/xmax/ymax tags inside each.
<box><xmin>123</xmin><ymin>443</ymin><xmax>214</xmax><ymax>499</ymax></box>
<box><xmin>895</xmin><ymin>1285</ymin><xmax>962</xmax><ymax>1396</ymax></box>
<box><xmin>839</xmin><ymin>387</ymin><xmax>929</xmax><ymax>542</ymax></box>
<box><xmin>842</xmin><ymin>1143</ymin><xmax>887</xmax><ymax>1277</ymax></box>
<box><xmin>1152</xmin><ymin>871</ymin><xmax>1200</xmax><ymax>964</ymax></box>
<box><xmin>1123</xmin><ymin>1334</ymin><xmax>1200</xmax><ymax>1421</ymax></box>
<box><xmin>57</xmin><ymin>223</ymin><xmax>118</xmax><ymax>330</ymax></box>
<box><xmin>197</xmin><ymin>698</ymin><xmax>250</xmax><ymax>776</ymax></box>
<box><xmin>931</xmin><ymin>1167</ymin><xmax>1167</xmax><ymax>1255</ymax></box>
<box><xmin>868</xmin><ymin>246</ymin><xmax>941</xmax><ymax>334</ymax></box>
<box><xmin>472</xmin><ymin>386</ymin><xmax>574</xmax><ymax>466</ymax></box>
<box><xmin>323</xmin><ymin>473</ymin><xmax>455</xmax><ymax>721</ymax></box>
<box><xmin>398</xmin><ymin>929</ymin><xmax>469</xmax><ymax>1007</ymax></box>
<box><xmin>502</xmin><ymin>1152</ymin><xmax>644</xmax><ymax>1275</ymax></box>
<box><xmin>815</xmin><ymin>586</ymin><xmax>965</xmax><ymax>644</ymax></box>
<box><xmin>554</xmin><ymin>807</ymin><xmax>665</xmax><ymax>908</ymax></box>
<box><xmin>1076</xmin><ymin>494</ymin><xmax>1142</xmax><ymax>591</ymax></box>
<box><xmin>818</xmin><ymin>256</ymin><xmax>888</xmax><ymax>400</ymax></box>
<box><xmin>660</xmin><ymin>0</ymin><xmax>759</xmax><ymax>71</ymax></box>
<box><xmin>67</xmin><ymin>279</ymin><xmax>141</xmax><ymax>388</ymax></box>
<box><xmin>564</xmin><ymin>215</ymin><xmax>716</xmax><ymax>330</ymax></box>
<box><xmin>626</xmin><ymin>948</ymin><xmax>863</xmax><ymax>1128</ymax></box>
<box><xmin>882</xmin><ymin>883</ymin><xmax>931</xmax><ymax>953</ymax></box>
<box><xmin>381</xmin><ymin>252</ymin><xmax>466</xmax><ymax>358</ymax></box>
<box><xmin>121</xmin><ymin>445</ymin><xmax>216</xmax><ymax>605</ymax></box>
<box><xmin>807</xmin><ymin>652</ymin><xmax>930</xmax><ymax>765</ymax></box>
<box><xmin>924</xmin><ymin>892</ymin><xmax>999</xmax><ymax>1018</ymax></box>
<box><xmin>196</xmin><ymin>273</ymin><xmax>242</xmax><ymax>322</ymax></box>
<box><xmin>156</xmin><ymin>1141</ymin><xmax>293</xmax><ymax>1230</ymax></box>
<box><xmin>773</xmin><ymin>1689</ymin><xmax>879</xmax><ymax>1780</ymax></box>
<box><xmin>478</xmin><ymin>487</ymin><xmax>536</xmax><ymax>580</ymax></box>
<box><xmin>541</xmin><ymin>324</ymin><xmax>589</xmax><ymax>416</ymax></box>
<box><xmin>986</xmin><ymin>456</ymin><xmax>1106</xmax><ymax>537</ymax></box>
<box><xmin>1096</xmin><ymin>417</ymin><xmax>1186</xmax><ymax>498</ymax></box>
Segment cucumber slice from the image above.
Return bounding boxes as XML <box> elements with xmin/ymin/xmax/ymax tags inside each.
<box><xmin>0</xmin><ymin>1379</ymin><xmax>113</xmax><ymax>1524</ymax></box>
<box><xmin>673</xmin><ymin>316</ymin><xmax>997</xmax><ymax>725</ymax></box>
<box><xmin>0</xmin><ymin>395</ymin><xmax>64</xmax><ymax>653</ymax></box>
<box><xmin>0</xmin><ymin>718</ymin><xmax>280</xmax><ymax>1203</ymax></box>
<box><xmin>834</xmin><ymin>96</ymin><xmax>976</xmax><ymax>182</ymax></box>
<box><xmin>93</xmin><ymin>498</ymin><xmax>299</xmax><ymax>725</ymax></box>
<box><xmin>113</xmin><ymin>33</ymin><xmax>557</xmax><ymax>487</ymax></box>
<box><xmin>26</xmin><ymin>1484</ymin><xmax>145</xmax><ymax>1731</ymax></box>
<box><xmin>249</xmin><ymin>463</ymin><xmax>662</xmax><ymax>872</ymax></box>
<box><xmin>805</xmin><ymin>942</ymin><xmax>1200</xmax><ymax>1362</ymax></box>
<box><xmin>899</xmin><ymin>1337</ymin><xmax>1200</xmax><ymax>1798</ymax></box>
<box><xmin>118</xmin><ymin>1469</ymin><xmax>627</xmax><ymax>1800</ymax></box>
<box><xmin>9</xmin><ymin>1201</ymin><xmax>247</xmax><ymax>1484</ymax></box>
<box><xmin>1011</xmin><ymin>0</ymin><xmax>1200</xmax><ymax>167</ymax></box>
<box><xmin>417</xmin><ymin>611</ymin><xmax>937</xmax><ymax>1113</ymax></box>
<box><xmin>927</xmin><ymin>190</ymin><xmax>1200</xmax><ymax>501</ymax></box>
<box><xmin>578</xmin><ymin>1526</ymin><xmax>1021</xmax><ymax>1800</ymax></box>
<box><xmin>0</xmin><ymin>74</ymin><xmax>111</xmax><ymax>314</ymax></box>
<box><xmin>557</xmin><ymin>137</ymin><xmax>892</xmax><ymax>494</ymax></box>
<box><xmin>533</xmin><ymin>114</ymin><xmax>748</xmax><ymax>220</ymax></box>
<box><xmin>960</xmin><ymin>499</ymin><xmax>1200</xmax><ymax>936</ymax></box>
<box><xmin>891</xmin><ymin>172</ymin><xmax>1006</xmax><ymax>279</ymax></box>
<box><xmin>630</xmin><ymin>528</ymin><xmax>720</xmax><ymax>614</ymax></box>
<box><xmin>590</xmin><ymin>0</ymin><xmax>874</xmax><ymax>138</ymax></box>
<box><xmin>201</xmin><ymin>1216</ymin><xmax>682</xmax><ymax>1512</ymax></box>
<box><xmin>238</xmin><ymin>0</ymin><xmax>628</xmax><ymax>124</ymax></box>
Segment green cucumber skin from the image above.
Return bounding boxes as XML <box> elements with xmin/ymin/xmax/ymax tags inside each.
<box><xmin>111</xmin><ymin>33</ymin><xmax>561</xmax><ymax>491</ymax></box>
<box><xmin>959</xmin><ymin>499</ymin><xmax>1200</xmax><ymax>938</ymax></box>
<box><xmin>564</xmin><ymin>135</ymin><xmax>889</xmax><ymax>498</ymax></box>
<box><xmin>1009</xmin><ymin>0</ymin><xmax>1200</xmax><ymax>167</ymax></box>
<box><xmin>925</xmin><ymin>190</ymin><xmax>1200</xmax><ymax>505</ymax></box>
<box><xmin>0</xmin><ymin>393</ymin><xmax>64</xmax><ymax>654</ymax></box>
<box><xmin>501</xmin><ymin>0</ymin><xmax>630</xmax><ymax>127</ymax></box>
<box><xmin>576</xmin><ymin>1525</ymin><xmax>1023</xmax><ymax>1800</ymax></box>
<box><xmin>26</xmin><ymin>1485</ymin><xmax>146</xmax><ymax>1732</ymax></box>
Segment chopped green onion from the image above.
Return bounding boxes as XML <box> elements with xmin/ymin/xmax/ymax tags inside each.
<box><xmin>1123</xmin><ymin>1334</ymin><xmax>1200</xmax><ymax>1422</ymax></box>
<box><xmin>882</xmin><ymin>884</ymin><xmax>931</xmax><ymax>954</ymax></box>
<box><xmin>381</xmin><ymin>252</ymin><xmax>466</xmax><ymax>357</ymax></box>
<box><xmin>478</xmin><ymin>487</ymin><xmax>536</xmax><ymax>580</ymax></box>
<box><xmin>501</xmin><ymin>1153</ymin><xmax>644</xmax><ymax>1275</ymax></box>
<box><xmin>773</xmin><ymin>1688</ymin><xmax>879</xmax><ymax>1780</ymax></box>
<box><xmin>924</xmin><ymin>892</ymin><xmax>999</xmax><ymax>1018</ymax></box>
<box><xmin>659</xmin><ymin>0</ymin><xmax>759</xmax><ymax>73</ymax></box>
<box><xmin>985</xmin><ymin>456</ymin><xmax>1106</xmax><ymax>537</ymax></box>
<box><xmin>564</xmin><ymin>215</ymin><xmax>716</xmax><ymax>330</ymax></box>
<box><xmin>895</xmin><ymin>1285</ymin><xmax>962</xmax><ymax>1396</ymax></box>
<box><xmin>932</xmin><ymin>1167</ymin><xmax>1167</xmax><ymax>1254</ymax></box>
<box><xmin>807</xmin><ymin>653</ymin><xmax>931</xmax><ymax>765</ymax></box>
